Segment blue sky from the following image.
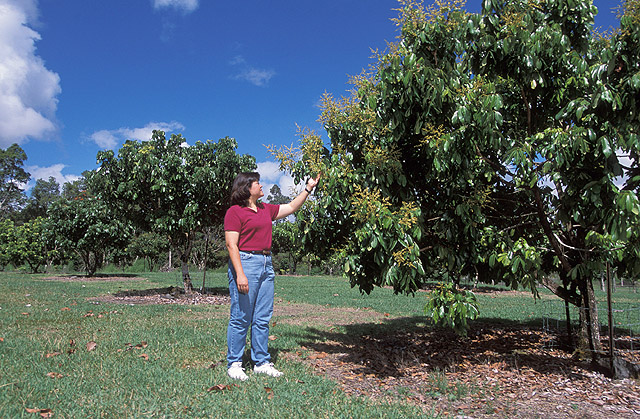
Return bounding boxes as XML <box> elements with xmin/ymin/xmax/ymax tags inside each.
<box><xmin>1</xmin><ymin>0</ymin><xmax>622</xmax><ymax>196</ymax></box>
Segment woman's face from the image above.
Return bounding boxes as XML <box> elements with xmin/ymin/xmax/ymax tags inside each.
<box><xmin>249</xmin><ymin>180</ymin><xmax>264</xmax><ymax>199</ymax></box>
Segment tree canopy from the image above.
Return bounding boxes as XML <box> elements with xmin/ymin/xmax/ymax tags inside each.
<box><xmin>274</xmin><ymin>0</ymin><xmax>640</xmax><ymax>357</ymax></box>
<box><xmin>93</xmin><ymin>131</ymin><xmax>256</xmax><ymax>291</ymax></box>
<box><xmin>45</xmin><ymin>194</ymin><xmax>130</xmax><ymax>276</ymax></box>
<box><xmin>20</xmin><ymin>176</ymin><xmax>60</xmax><ymax>221</ymax></box>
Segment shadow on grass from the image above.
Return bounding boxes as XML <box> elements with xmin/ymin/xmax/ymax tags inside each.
<box><xmin>112</xmin><ymin>286</ymin><xmax>230</xmax><ymax>297</ymax></box>
<box><xmin>41</xmin><ymin>272</ymin><xmax>145</xmax><ymax>280</ymax></box>
<box><xmin>91</xmin><ymin>273</ymin><xmax>141</xmax><ymax>278</ymax></box>
<box><xmin>289</xmin><ymin>315</ymin><xmax>596</xmax><ymax>379</ymax></box>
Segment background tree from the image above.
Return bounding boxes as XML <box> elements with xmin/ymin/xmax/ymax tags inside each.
<box><xmin>45</xmin><ymin>194</ymin><xmax>131</xmax><ymax>276</ymax></box>
<box><xmin>62</xmin><ymin>175</ymin><xmax>89</xmax><ymax>200</ymax></box>
<box><xmin>93</xmin><ymin>131</ymin><xmax>256</xmax><ymax>292</ymax></box>
<box><xmin>128</xmin><ymin>231</ymin><xmax>170</xmax><ymax>272</ymax></box>
<box><xmin>271</xmin><ymin>221</ymin><xmax>304</xmax><ymax>274</ymax></box>
<box><xmin>190</xmin><ymin>226</ymin><xmax>226</xmax><ymax>271</ymax></box>
<box><xmin>0</xmin><ymin>219</ymin><xmax>17</xmax><ymax>269</ymax></box>
<box><xmin>0</xmin><ymin>144</ymin><xmax>30</xmax><ymax>220</ymax></box>
<box><xmin>274</xmin><ymin>0</ymin><xmax>640</xmax><ymax>363</ymax></box>
<box><xmin>20</xmin><ymin>177</ymin><xmax>60</xmax><ymax>221</ymax></box>
<box><xmin>9</xmin><ymin>217</ymin><xmax>57</xmax><ymax>273</ymax></box>
<box><xmin>266</xmin><ymin>184</ymin><xmax>301</xmax><ymax>273</ymax></box>
<box><xmin>266</xmin><ymin>184</ymin><xmax>290</xmax><ymax>206</ymax></box>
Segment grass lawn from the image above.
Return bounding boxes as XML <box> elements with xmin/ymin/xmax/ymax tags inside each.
<box><xmin>0</xmin><ymin>271</ymin><xmax>427</xmax><ymax>418</ymax></box>
<box><xmin>0</xmin><ymin>271</ymin><xmax>637</xmax><ymax>418</ymax></box>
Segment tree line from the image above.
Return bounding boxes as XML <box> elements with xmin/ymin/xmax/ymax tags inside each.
<box><xmin>0</xmin><ymin>132</ymin><xmax>327</xmax><ymax>286</ymax></box>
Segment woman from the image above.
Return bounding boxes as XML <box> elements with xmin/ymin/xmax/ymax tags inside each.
<box><xmin>224</xmin><ymin>171</ymin><xmax>320</xmax><ymax>380</ymax></box>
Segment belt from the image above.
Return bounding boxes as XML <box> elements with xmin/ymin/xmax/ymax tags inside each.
<box><xmin>240</xmin><ymin>249</ymin><xmax>271</xmax><ymax>256</ymax></box>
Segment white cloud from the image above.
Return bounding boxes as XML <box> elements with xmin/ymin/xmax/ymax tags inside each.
<box><xmin>257</xmin><ymin>161</ymin><xmax>283</xmax><ymax>182</ymax></box>
<box><xmin>90</xmin><ymin>130</ymin><xmax>119</xmax><ymax>149</ymax></box>
<box><xmin>0</xmin><ymin>0</ymin><xmax>61</xmax><ymax>147</ymax></box>
<box><xmin>236</xmin><ymin>68</ymin><xmax>276</xmax><ymax>87</ymax></box>
<box><xmin>229</xmin><ymin>55</ymin><xmax>246</xmax><ymax>66</ymax></box>
<box><xmin>230</xmin><ymin>55</ymin><xmax>275</xmax><ymax>87</ymax></box>
<box><xmin>256</xmin><ymin>161</ymin><xmax>302</xmax><ymax>199</ymax></box>
<box><xmin>153</xmin><ymin>0</ymin><xmax>199</xmax><ymax>14</ymax></box>
<box><xmin>614</xmin><ymin>150</ymin><xmax>634</xmax><ymax>189</ymax></box>
<box><xmin>25</xmin><ymin>163</ymin><xmax>80</xmax><ymax>191</ymax></box>
<box><xmin>89</xmin><ymin>121</ymin><xmax>186</xmax><ymax>150</ymax></box>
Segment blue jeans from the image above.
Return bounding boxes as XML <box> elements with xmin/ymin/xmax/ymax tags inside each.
<box><xmin>227</xmin><ymin>252</ymin><xmax>275</xmax><ymax>367</ymax></box>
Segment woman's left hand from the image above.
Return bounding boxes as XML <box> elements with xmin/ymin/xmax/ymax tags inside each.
<box><xmin>307</xmin><ymin>173</ymin><xmax>321</xmax><ymax>191</ymax></box>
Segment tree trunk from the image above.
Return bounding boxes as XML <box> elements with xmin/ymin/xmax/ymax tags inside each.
<box><xmin>560</xmin><ymin>271</ymin><xmax>573</xmax><ymax>348</ymax></box>
<box><xmin>576</xmin><ymin>277</ymin><xmax>603</xmax><ymax>360</ymax></box>
<box><xmin>181</xmin><ymin>254</ymin><xmax>193</xmax><ymax>293</ymax></box>
<box><xmin>542</xmin><ymin>274</ymin><xmax>603</xmax><ymax>359</ymax></box>
<box><xmin>79</xmin><ymin>251</ymin><xmax>97</xmax><ymax>277</ymax></box>
<box><xmin>201</xmin><ymin>232</ymin><xmax>209</xmax><ymax>291</ymax></box>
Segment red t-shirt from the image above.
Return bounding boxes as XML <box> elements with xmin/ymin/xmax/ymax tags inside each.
<box><xmin>224</xmin><ymin>203</ymin><xmax>280</xmax><ymax>251</ymax></box>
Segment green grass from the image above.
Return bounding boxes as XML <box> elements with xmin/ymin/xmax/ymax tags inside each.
<box><xmin>0</xmin><ymin>272</ymin><xmax>425</xmax><ymax>418</ymax></box>
<box><xmin>1</xmin><ymin>270</ymin><xmax>638</xmax><ymax>417</ymax></box>
<box><xmin>273</xmin><ymin>274</ymin><xmax>638</xmax><ymax>326</ymax></box>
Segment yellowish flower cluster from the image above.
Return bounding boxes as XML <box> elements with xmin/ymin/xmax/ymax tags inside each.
<box><xmin>392</xmin><ymin>246</ymin><xmax>418</xmax><ymax>268</ymax></box>
<box><xmin>394</xmin><ymin>201</ymin><xmax>419</xmax><ymax>229</ymax></box>
<box><xmin>266</xmin><ymin>143</ymin><xmax>301</xmax><ymax>173</ymax></box>
<box><xmin>419</xmin><ymin>122</ymin><xmax>446</xmax><ymax>148</ymax></box>
<box><xmin>364</xmin><ymin>144</ymin><xmax>401</xmax><ymax>172</ymax></box>
<box><xmin>350</xmin><ymin>185</ymin><xmax>391</xmax><ymax>222</ymax></box>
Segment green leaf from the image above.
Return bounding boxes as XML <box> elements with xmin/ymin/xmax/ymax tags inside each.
<box><xmin>601</xmin><ymin>138</ymin><xmax>612</xmax><ymax>157</ymax></box>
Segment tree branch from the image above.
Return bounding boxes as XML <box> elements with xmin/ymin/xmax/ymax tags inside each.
<box><xmin>540</xmin><ymin>275</ymin><xmax>581</xmax><ymax>306</ymax></box>
<box><xmin>533</xmin><ymin>186</ymin><xmax>572</xmax><ymax>273</ymax></box>
<box><xmin>498</xmin><ymin>220</ymin><xmax>538</xmax><ymax>233</ymax></box>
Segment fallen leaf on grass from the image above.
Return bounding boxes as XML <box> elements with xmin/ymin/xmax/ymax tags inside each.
<box><xmin>86</xmin><ymin>341</ymin><xmax>97</xmax><ymax>351</ymax></box>
<box><xmin>208</xmin><ymin>361</ymin><xmax>224</xmax><ymax>369</ymax></box>
<box><xmin>83</xmin><ymin>312</ymin><xmax>94</xmax><ymax>317</ymax></box>
<box><xmin>0</xmin><ymin>337</ymin><xmax>4</xmax><ymax>342</ymax></box>
<box><xmin>61</xmin><ymin>307</ymin><xmax>71</xmax><ymax>311</ymax></box>
<box><xmin>46</xmin><ymin>372</ymin><xmax>63</xmax><ymax>379</ymax></box>
<box><xmin>139</xmin><ymin>353</ymin><xmax>149</xmax><ymax>360</ymax></box>
<box><xmin>124</xmin><ymin>341</ymin><xmax>148</xmax><ymax>351</ymax></box>
<box><xmin>207</xmin><ymin>384</ymin><xmax>238</xmax><ymax>392</ymax></box>
<box><xmin>264</xmin><ymin>386</ymin><xmax>274</xmax><ymax>399</ymax></box>
<box><xmin>268</xmin><ymin>335</ymin><xmax>277</xmax><ymax>341</ymax></box>
<box><xmin>45</xmin><ymin>352</ymin><xmax>61</xmax><ymax>358</ymax></box>
<box><xmin>21</xmin><ymin>312</ymin><xmax>29</xmax><ymax>316</ymax></box>
<box><xmin>25</xmin><ymin>407</ymin><xmax>53</xmax><ymax>417</ymax></box>
<box><xmin>309</xmin><ymin>352</ymin><xmax>328</xmax><ymax>360</ymax></box>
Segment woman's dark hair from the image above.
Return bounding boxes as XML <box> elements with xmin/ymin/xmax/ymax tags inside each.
<box><xmin>230</xmin><ymin>172</ymin><xmax>260</xmax><ymax>207</ymax></box>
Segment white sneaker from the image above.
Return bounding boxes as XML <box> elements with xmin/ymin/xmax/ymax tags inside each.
<box><xmin>253</xmin><ymin>362</ymin><xmax>283</xmax><ymax>377</ymax></box>
<box><xmin>227</xmin><ymin>362</ymin><xmax>248</xmax><ymax>381</ymax></box>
